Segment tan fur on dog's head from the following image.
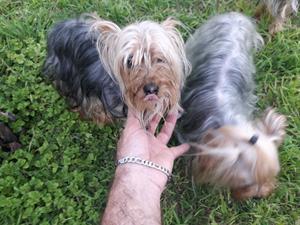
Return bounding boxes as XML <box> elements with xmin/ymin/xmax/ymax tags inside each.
<box><xmin>192</xmin><ymin>108</ymin><xmax>287</xmax><ymax>200</ymax></box>
<box><xmin>91</xmin><ymin>17</ymin><xmax>190</xmax><ymax>126</ymax></box>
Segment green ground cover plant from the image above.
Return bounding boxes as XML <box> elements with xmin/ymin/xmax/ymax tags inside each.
<box><xmin>0</xmin><ymin>0</ymin><xmax>299</xmax><ymax>224</ymax></box>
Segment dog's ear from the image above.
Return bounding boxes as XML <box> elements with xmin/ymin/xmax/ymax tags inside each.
<box><xmin>91</xmin><ymin>19</ymin><xmax>121</xmax><ymax>52</ymax></box>
<box><xmin>91</xmin><ymin>19</ymin><xmax>121</xmax><ymax>79</ymax></box>
<box><xmin>161</xmin><ymin>18</ymin><xmax>191</xmax><ymax>78</ymax></box>
<box><xmin>91</xmin><ymin>19</ymin><xmax>121</xmax><ymax>36</ymax></box>
<box><xmin>257</xmin><ymin>108</ymin><xmax>287</xmax><ymax>146</ymax></box>
<box><xmin>199</xmin><ymin>129</ymin><xmax>229</xmax><ymax>148</ymax></box>
<box><xmin>201</xmin><ymin>130</ymin><xmax>220</xmax><ymax>147</ymax></box>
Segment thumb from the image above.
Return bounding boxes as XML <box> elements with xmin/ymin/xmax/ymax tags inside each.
<box><xmin>170</xmin><ymin>143</ymin><xmax>190</xmax><ymax>159</ymax></box>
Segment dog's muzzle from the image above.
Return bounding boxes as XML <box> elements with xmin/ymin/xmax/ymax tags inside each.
<box><xmin>143</xmin><ymin>83</ymin><xmax>159</xmax><ymax>95</ymax></box>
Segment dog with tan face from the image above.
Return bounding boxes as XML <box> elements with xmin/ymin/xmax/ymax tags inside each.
<box><xmin>43</xmin><ymin>14</ymin><xmax>190</xmax><ymax>126</ymax></box>
<box><xmin>177</xmin><ymin>12</ymin><xmax>287</xmax><ymax>200</ymax></box>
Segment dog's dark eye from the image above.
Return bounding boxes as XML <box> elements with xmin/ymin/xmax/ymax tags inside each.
<box><xmin>156</xmin><ymin>58</ymin><xmax>164</xmax><ymax>63</ymax></box>
<box><xmin>127</xmin><ymin>55</ymin><xmax>133</xmax><ymax>69</ymax></box>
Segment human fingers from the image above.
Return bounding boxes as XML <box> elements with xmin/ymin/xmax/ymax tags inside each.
<box><xmin>148</xmin><ymin>114</ymin><xmax>161</xmax><ymax>134</ymax></box>
<box><xmin>169</xmin><ymin>143</ymin><xmax>190</xmax><ymax>159</ymax></box>
<box><xmin>157</xmin><ymin>111</ymin><xmax>178</xmax><ymax>144</ymax></box>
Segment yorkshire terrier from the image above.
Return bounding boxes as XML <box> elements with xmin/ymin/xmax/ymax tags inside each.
<box><xmin>43</xmin><ymin>14</ymin><xmax>190</xmax><ymax>126</ymax></box>
<box><xmin>177</xmin><ymin>12</ymin><xmax>287</xmax><ymax>200</ymax></box>
<box><xmin>255</xmin><ymin>0</ymin><xmax>298</xmax><ymax>34</ymax></box>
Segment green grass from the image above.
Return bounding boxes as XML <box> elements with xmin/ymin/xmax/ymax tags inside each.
<box><xmin>0</xmin><ymin>0</ymin><xmax>299</xmax><ymax>224</ymax></box>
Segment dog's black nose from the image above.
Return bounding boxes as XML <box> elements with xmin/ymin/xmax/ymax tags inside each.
<box><xmin>143</xmin><ymin>83</ymin><xmax>159</xmax><ymax>95</ymax></box>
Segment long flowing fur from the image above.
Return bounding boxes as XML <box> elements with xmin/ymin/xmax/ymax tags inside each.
<box><xmin>92</xmin><ymin>17</ymin><xmax>191</xmax><ymax>126</ymax></box>
<box><xmin>43</xmin><ymin>14</ymin><xmax>190</xmax><ymax>126</ymax></box>
<box><xmin>43</xmin><ymin>16</ymin><xmax>126</xmax><ymax>123</ymax></box>
<box><xmin>178</xmin><ymin>12</ymin><xmax>264</xmax><ymax>142</ymax></box>
<box><xmin>177</xmin><ymin>12</ymin><xmax>287</xmax><ymax>200</ymax></box>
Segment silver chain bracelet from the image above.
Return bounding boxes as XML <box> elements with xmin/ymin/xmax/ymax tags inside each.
<box><xmin>116</xmin><ymin>156</ymin><xmax>171</xmax><ymax>180</ymax></box>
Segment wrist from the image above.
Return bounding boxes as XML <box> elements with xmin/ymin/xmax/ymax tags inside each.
<box><xmin>102</xmin><ymin>164</ymin><xmax>163</xmax><ymax>225</ymax></box>
<box><xmin>115</xmin><ymin>163</ymin><xmax>168</xmax><ymax>194</ymax></box>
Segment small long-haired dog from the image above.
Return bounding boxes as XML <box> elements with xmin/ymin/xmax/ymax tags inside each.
<box><xmin>43</xmin><ymin>14</ymin><xmax>190</xmax><ymax>126</ymax></box>
<box><xmin>177</xmin><ymin>12</ymin><xmax>287</xmax><ymax>200</ymax></box>
<box><xmin>255</xmin><ymin>0</ymin><xmax>298</xmax><ymax>34</ymax></box>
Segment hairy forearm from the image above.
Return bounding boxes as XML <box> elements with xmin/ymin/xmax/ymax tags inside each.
<box><xmin>101</xmin><ymin>165</ymin><xmax>164</xmax><ymax>225</ymax></box>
